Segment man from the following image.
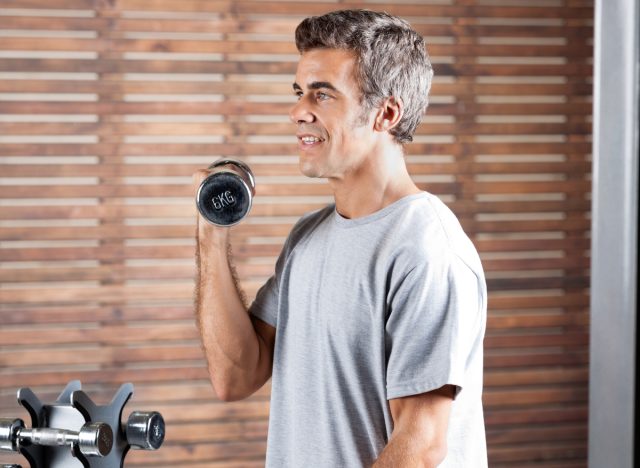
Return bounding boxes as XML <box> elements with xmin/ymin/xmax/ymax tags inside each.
<box><xmin>194</xmin><ymin>9</ymin><xmax>487</xmax><ymax>467</ymax></box>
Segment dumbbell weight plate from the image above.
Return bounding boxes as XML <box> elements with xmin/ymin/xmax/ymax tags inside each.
<box><xmin>196</xmin><ymin>171</ymin><xmax>253</xmax><ymax>226</ymax></box>
<box><xmin>0</xmin><ymin>419</ymin><xmax>24</xmax><ymax>452</ymax></box>
<box><xmin>126</xmin><ymin>411</ymin><xmax>165</xmax><ymax>450</ymax></box>
<box><xmin>78</xmin><ymin>422</ymin><xmax>113</xmax><ymax>457</ymax></box>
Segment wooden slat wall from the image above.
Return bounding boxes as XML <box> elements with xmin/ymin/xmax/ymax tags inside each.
<box><xmin>0</xmin><ymin>0</ymin><xmax>592</xmax><ymax>466</ymax></box>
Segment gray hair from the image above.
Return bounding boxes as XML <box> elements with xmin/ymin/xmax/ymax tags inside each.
<box><xmin>295</xmin><ymin>9</ymin><xmax>434</xmax><ymax>144</ymax></box>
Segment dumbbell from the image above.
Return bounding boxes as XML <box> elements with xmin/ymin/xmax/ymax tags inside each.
<box><xmin>126</xmin><ymin>411</ymin><xmax>165</xmax><ymax>450</ymax></box>
<box><xmin>0</xmin><ymin>419</ymin><xmax>113</xmax><ymax>457</ymax></box>
<box><xmin>196</xmin><ymin>159</ymin><xmax>256</xmax><ymax>226</ymax></box>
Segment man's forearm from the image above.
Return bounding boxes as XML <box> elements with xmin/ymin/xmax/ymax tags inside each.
<box><xmin>372</xmin><ymin>430</ymin><xmax>446</xmax><ymax>468</ymax></box>
<box><xmin>195</xmin><ymin>227</ymin><xmax>262</xmax><ymax>401</ymax></box>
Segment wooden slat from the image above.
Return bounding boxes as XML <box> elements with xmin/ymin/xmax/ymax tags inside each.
<box><xmin>0</xmin><ymin>305</ymin><xmax>193</xmax><ymax>325</ymax></box>
<box><xmin>0</xmin><ymin>15</ymin><xmax>594</xmax><ymax>38</ymax></box>
<box><xmin>0</xmin><ymin>216</ymin><xmax>593</xmax><ymax>241</ymax></box>
<box><xmin>0</xmin><ymin>180</ymin><xmax>591</xmax><ymax>199</ymax></box>
<box><xmin>0</xmin><ymin>121</ymin><xmax>594</xmax><ymax>137</ymax></box>
<box><xmin>0</xmin><ymin>37</ymin><xmax>593</xmax><ymax>58</ymax></box>
<box><xmin>0</xmin><ymin>201</ymin><xmax>592</xmax><ymax>224</ymax></box>
<box><xmin>0</xmin><ymin>161</ymin><xmax>593</xmax><ymax>178</ymax></box>
<box><xmin>0</xmin><ymin>79</ymin><xmax>594</xmax><ymax>97</ymax></box>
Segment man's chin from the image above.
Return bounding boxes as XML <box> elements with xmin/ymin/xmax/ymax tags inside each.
<box><xmin>299</xmin><ymin>159</ymin><xmax>323</xmax><ymax>179</ymax></box>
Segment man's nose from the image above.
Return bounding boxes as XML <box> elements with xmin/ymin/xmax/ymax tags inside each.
<box><xmin>289</xmin><ymin>98</ymin><xmax>315</xmax><ymax>124</ymax></box>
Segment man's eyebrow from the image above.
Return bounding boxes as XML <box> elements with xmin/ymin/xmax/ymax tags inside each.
<box><xmin>292</xmin><ymin>81</ymin><xmax>339</xmax><ymax>92</ymax></box>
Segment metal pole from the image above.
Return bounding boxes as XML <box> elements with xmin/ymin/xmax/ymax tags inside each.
<box><xmin>589</xmin><ymin>0</ymin><xmax>639</xmax><ymax>467</ymax></box>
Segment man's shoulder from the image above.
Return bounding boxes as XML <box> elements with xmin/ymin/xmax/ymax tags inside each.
<box><xmin>389</xmin><ymin>193</ymin><xmax>460</xmax><ymax>250</ymax></box>
<box><xmin>392</xmin><ymin>194</ymin><xmax>482</xmax><ymax>271</ymax></box>
<box><xmin>292</xmin><ymin>204</ymin><xmax>334</xmax><ymax>235</ymax></box>
<box><xmin>280</xmin><ymin>204</ymin><xmax>334</xmax><ymax>255</ymax></box>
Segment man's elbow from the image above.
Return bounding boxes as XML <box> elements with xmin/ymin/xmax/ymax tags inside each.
<box><xmin>210</xmin><ymin>372</ymin><xmax>262</xmax><ymax>402</ymax></box>
<box><xmin>422</xmin><ymin>441</ymin><xmax>447</xmax><ymax>468</ymax></box>
<box><xmin>210</xmin><ymin>374</ymin><xmax>253</xmax><ymax>402</ymax></box>
<box><xmin>213</xmin><ymin>384</ymin><xmax>244</xmax><ymax>402</ymax></box>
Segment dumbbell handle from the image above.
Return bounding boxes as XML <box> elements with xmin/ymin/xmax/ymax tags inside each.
<box><xmin>19</xmin><ymin>427</ymin><xmax>77</xmax><ymax>447</ymax></box>
<box><xmin>1</xmin><ymin>419</ymin><xmax>112</xmax><ymax>457</ymax></box>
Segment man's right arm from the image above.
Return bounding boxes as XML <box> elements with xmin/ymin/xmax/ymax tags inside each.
<box><xmin>193</xmin><ymin>170</ymin><xmax>276</xmax><ymax>402</ymax></box>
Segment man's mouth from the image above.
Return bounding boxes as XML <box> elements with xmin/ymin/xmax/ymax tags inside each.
<box><xmin>297</xmin><ymin>134</ymin><xmax>325</xmax><ymax>147</ymax></box>
<box><xmin>300</xmin><ymin>136</ymin><xmax>322</xmax><ymax>144</ymax></box>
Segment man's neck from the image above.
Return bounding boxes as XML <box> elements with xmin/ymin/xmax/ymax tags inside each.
<box><xmin>328</xmin><ymin>147</ymin><xmax>421</xmax><ymax>219</ymax></box>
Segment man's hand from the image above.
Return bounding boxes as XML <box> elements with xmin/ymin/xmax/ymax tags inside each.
<box><xmin>373</xmin><ymin>385</ymin><xmax>455</xmax><ymax>467</ymax></box>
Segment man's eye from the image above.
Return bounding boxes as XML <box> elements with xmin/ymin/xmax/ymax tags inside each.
<box><xmin>317</xmin><ymin>92</ymin><xmax>330</xmax><ymax>101</ymax></box>
<box><xmin>295</xmin><ymin>92</ymin><xmax>303</xmax><ymax>100</ymax></box>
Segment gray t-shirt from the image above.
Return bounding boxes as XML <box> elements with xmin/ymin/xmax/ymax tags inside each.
<box><xmin>250</xmin><ymin>192</ymin><xmax>487</xmax><ymax>467</ymax></box>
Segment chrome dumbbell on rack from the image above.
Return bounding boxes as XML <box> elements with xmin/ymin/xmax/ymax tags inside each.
<box><xmin>0</xmin><ymin>381</ymin><xmax>165</xmax><ymax>468</ymax></box>
<box><xmin>0</xmin><ymin>420</ymin><xmax>113</xmax><ymax>457</ymax></box>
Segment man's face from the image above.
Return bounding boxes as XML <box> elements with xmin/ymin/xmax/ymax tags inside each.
<box><xmin>290</xmin><ymin>48</ymin><xmax>377</xmax><ymax>180</ymax></box>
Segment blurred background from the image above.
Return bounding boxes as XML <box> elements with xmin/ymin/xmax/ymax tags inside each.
<box><xmin>0</xmin><ymin>0</ymin><xmax>594</xmax><ymax>466</ymax></box>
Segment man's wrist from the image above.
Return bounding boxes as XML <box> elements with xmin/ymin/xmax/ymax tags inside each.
<box><xmin>197</xmin><ymin>217</ymin><xmax>230</xmax><ymax>250</ymax></box>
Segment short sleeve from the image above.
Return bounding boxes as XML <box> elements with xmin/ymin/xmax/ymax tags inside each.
<box><xmin>385</xmin><ymin>252</ymin><xmax>486</xmax><ymax>400</ymax></box>
<box><xmin>249</xmin><ymin>274</ymin><xmax>279</xmax><ymax>327</ymax></box>
<box><xmin>249</xmin><ymin>242</ymin><xmax>290</xmax><ymax>327</ymax></box>
<box><xmin>248</xmin><ymin>206</ymin><xmax>331</xmax><ymax>328</ymax></box>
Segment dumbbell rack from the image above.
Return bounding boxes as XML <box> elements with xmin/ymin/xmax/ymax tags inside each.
<box><xmin>0</xmin><ymin>381</ymin><xmax>164</xmax><ymax>468</ymax></box>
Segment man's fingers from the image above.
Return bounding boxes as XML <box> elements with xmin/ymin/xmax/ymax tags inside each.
<box><xmin>193</xmin><ymin>169</ymin><xmax>210</xmax><ymax>189</ymax></box>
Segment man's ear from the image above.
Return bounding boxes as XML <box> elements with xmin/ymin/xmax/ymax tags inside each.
<box><xmin>373</xmin><ymin>96</ymin><xmax>403</xmax><ymax>133</ymax></box>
